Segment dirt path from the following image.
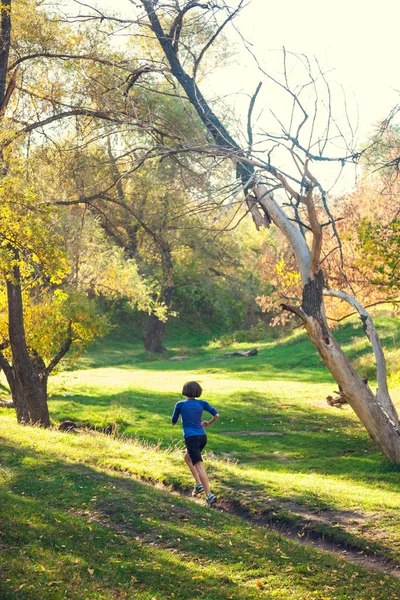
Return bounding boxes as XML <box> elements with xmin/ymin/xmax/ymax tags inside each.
<box><xmin>45</xmin><ymin>449</ymin><xmax>400</xmax><ymax>580</ymax></box>
<box><xmin>214</xmin><ymin>497</ymin><xmax>400</xmax><ymax>579</ymax></box>
<box><xmin>90</xmin><ymin>467</ymin><xmax>400</xmax><ymax>579</ymax></box>
<box><xmin>165</xmin><ymin>484</ymin><xmax>400</xmax><ymax>580</ymax></box>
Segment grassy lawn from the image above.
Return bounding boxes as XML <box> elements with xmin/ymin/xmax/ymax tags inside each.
<box><xmin>0</xmin><ymin>315</ymin><xmax>399</xmax><ymax>598</ymax></box>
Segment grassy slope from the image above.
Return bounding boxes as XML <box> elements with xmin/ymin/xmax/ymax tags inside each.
<box><xmin>1</xmin><ymin>423</ymin><xmax>399</xmax><ymax>600</ymax></box>
<box><xmin>0</xmin><ymin>315</ymin><xmax>400</xmax><ymax>599</ymax></box>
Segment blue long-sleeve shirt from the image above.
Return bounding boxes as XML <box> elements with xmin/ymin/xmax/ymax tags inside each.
<box><xmin>171</xmin><ymin>399</ymin><xmax>218</xmax><ymax>438</ymax></box>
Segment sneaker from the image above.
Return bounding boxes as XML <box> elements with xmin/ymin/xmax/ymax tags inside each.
<box><xmin>206</xmin><ymin>493</ymin><xmax>217</xmax><ymax>506</ymax></box>
<box><xmin>192</xmin><ymin>483</ymin><xmax>204</xmax><ymax>497</ymax></box>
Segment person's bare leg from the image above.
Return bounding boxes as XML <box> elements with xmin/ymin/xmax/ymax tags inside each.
<box><xmin>193</xmin><ymin>461</ymin><xmax>211</xmax><ymax>497</ymax></box>
<box><xmin>185</xmin><ymin>452</ymin><xmax>201</xmax><ymax>485</ymax></box>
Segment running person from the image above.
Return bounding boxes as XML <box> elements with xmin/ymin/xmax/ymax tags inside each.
<box><xmin>171</xmin><ymin>381</ymin><xmax>219</xmax><ymax>506</ymax></box>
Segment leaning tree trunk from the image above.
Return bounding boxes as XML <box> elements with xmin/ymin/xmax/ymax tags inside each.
<box><xmin>305</xmin><ymin>315</ymin><xmax>400</xmax><ymax>462</ymax></box>
<box><xmin>6</xmin><ymin>265</ymin><xmax>50</xmax><ymax>426</ymax></box>
<box><xmin>254</xmin><ymin>185</ymin><xmax>400</xmax><ymax>463</ymax></box>
<box><xmin>142</xmin><ymin>285</ymin><xmax>174</xmax><ymax>353</ymax></box>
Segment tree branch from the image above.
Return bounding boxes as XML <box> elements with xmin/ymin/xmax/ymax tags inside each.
<box><xmin>46</xmin><ymin>324</ymin><xmax>73</xmax><ymax>375</ymax></box>
<box><xmin>303</xmin><ymin>162</ymin><xmax>322</xmax><ymax>273</ymax></box>
<box><xmin>8</xmin><ymin>53</ymin><xmax>138</xmax><ymax>73</ymax></box>
<box><xmin>193</xmin><ymin>1</ymin><xmax>245</xmax><ymax>80</ymax></box>
<box><xmin>247</xmin><ymin>81</ymin><xmax>262</xmax><ymax>156</ymax></box>
<box><xmin>140</xmin><ymin>1</ymin><xmax>245</xmax><ymax>156</ymax></box>
<box><xmin>0</xmin><ymin>66</ymin><xmax>16</xmax><ymax>116</ymax></box>
<box><xmin>254</xmin><ymin>183</ymin><xmax>312</xmax><ymax>282</ymax></box>
<box><xmin>327</xmin><ymin>299</ymin><xmax>400</xmax><ymax>323</ymax></box>
<box><xmin>168</xmin><ymin>2</ymin><xmax>209</xmax><ymax>53</ymax></box>
<box><xmin>3</xmin><ymin>109</ymin><xmax>130</xmax><ymax>149</ymax></box>
<box><xmin>323</xmin><ymin>289</ymin><xmax>393</xmax><ymax>413</ymax></box>
<box><xmin>281</xmin><ymin>303</ymin><xmax>307</xmax><ymax>322</ymax></box>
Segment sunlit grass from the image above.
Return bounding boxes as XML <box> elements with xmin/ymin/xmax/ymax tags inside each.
<box><xmin>0</xmin><ymin>420</ymin><xmax>399</xmax><ymax>599</ymax></box>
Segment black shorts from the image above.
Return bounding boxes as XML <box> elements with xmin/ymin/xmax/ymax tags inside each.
<box><xmin>185</xmin><ymin>434</ymin><xmax>207</xmax><ymax>465</ymax></box>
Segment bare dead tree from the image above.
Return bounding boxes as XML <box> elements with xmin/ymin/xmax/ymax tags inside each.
<box><xmin>126</xmin><ymin>0</ymin><xmax>400</xmax><ymax>461</ymax></box>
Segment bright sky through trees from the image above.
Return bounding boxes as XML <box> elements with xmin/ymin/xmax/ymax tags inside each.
<box><xmin>89</xmin><ymin>0</ymin><xmax>399</xmax><ymax>128</ymax></box>
<box><xmin>69</xmin><ymin>0</ymin><xmax>400</xmax><ymax>191</ymax></box>
<box><xmin>237</xmin><ymin>0</ymin><xmax>400</xmax><ymax>139</ymax></box>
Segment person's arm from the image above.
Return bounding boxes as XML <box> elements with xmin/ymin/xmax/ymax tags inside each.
<box><xmin>171</xmin><ymin>403</ymin><xmax>181</xmax><ymax>426</ymax></box>
<box><xmin>202</xmin><ymin>413</ymin><xmax>219</xmax><ymax>428</ymax></box>
<box><xmin>201</xmin><ymin>402</ymin><xmax>219</xmax><ymax>428</ymax></box>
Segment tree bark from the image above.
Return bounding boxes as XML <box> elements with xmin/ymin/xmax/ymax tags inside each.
<box><xmin>304</xmin><ymin>315</ymin><xmax>400</xmax><ymax>462</ymax></box>
<box><xmin>0</xmin><ymin>351</ymin><xmax>29</xmax><ymax>422</ymax></box>
<box><xmin>0</xmin><ymin>1</ymin><xmax>11</xmax><ymax>104</ymax></box>
<box><xmin>6</xmin><ymin>263</ymin><xmax>50</xmax><ymax>426</ymax></box>
<box><xmin>142</xmin><ymin>314</ymin><xmax>168</xmax><ymax>353</ymax></box>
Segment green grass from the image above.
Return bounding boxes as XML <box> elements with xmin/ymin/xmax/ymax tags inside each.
<box><xmin>1</xmin><ymin>423</ymin><xmax>399</xmax><ymax>600</ymax></box>
<box><xmin>0</xmin><ymin>313</ymin><xmax>400</xmax><ymax>598</ymax></box>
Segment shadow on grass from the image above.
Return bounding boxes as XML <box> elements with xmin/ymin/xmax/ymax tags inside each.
<box><xmin>2</xmin><ymin>439</ymin><xmax>396</xmax><ymax>600</ymax></box>
<box><xmin>0</xmin><ymin>442</ymin><xmax>247</xmax><ymax>599</ymax></box>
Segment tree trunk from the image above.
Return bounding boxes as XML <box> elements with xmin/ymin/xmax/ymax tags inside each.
<box><xmin>244</xmin><ymin>302</ymin><xmax>257</xmax><ymax>329</ymax></box>
<box><xmin>10</xmin><ymin>375</ymin><xmax>31</xmax><ymax>424</ymax></box>
<box><xmin>0</xmin><ymin>1</ymin><xmax>11</xmax><ymax>104</ymax></box>
<box><xmin>9</xmin><ymin>370</ymin><xmax>48</xmax><ymax>425</ymax></box>
<box><xmin>142</xmin><ymin>315</ymin><xmax>168</xmax><ymax>353</ymax></box>
<box><xmin>254</xmin><ymin>185</ymin><xmax>400</xmax><ymax>462</ymax></box>
<box><xmin>305</xmin><ymin>314</ymin><xmax>400</xmax><ymax>462</ymax></box>
<box><xmin>299</xmin><ymin>274</ymin><xmax>400</xmax><ymax>462</ymax></box>
<box><xmin>0</xmin><ymin>355</ymin><xmax>29</xmax><ymax>423</ymax></box>
<box><xmin>142</xmin><ymin>285</ymin><xmax>174</xmax><ymax>353</ymax></box>
<box><xmin>6</xmin><ymin>264</ymin><xmax>50</xmax><ymax>427</ymax></box>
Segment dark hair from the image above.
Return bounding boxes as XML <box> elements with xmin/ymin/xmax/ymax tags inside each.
<box><xmin>182</xmin><ymin>381</ymin><xmax>202</xmax><ymax>398</ymax></box>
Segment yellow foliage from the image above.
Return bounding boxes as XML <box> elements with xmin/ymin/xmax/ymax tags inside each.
<box><xmin>0</xmin><ymin>286</ymin><xmax>109</xmax><ymax>364</ymax></box>
<box><xmin>0</xmin><ymin>158</ymin><xmax>68</xmax><ymax>282</ymax></box>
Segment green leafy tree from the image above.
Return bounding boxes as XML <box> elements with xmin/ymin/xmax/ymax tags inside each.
<box><xmin>0</xmin><ymin>158</ymin><xmax>78</xmax><ymax>425</ymax></box>
<box><xmin>0</xmin><ymin>0</ymin><xmax>162</xmax><ymax>425</ymax></box>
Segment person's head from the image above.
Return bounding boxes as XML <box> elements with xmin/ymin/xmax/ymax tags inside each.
<box><xmin>182</xmin><ymin>381</ymin><xmax>202</xmax><ymax>398</ymax></box>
